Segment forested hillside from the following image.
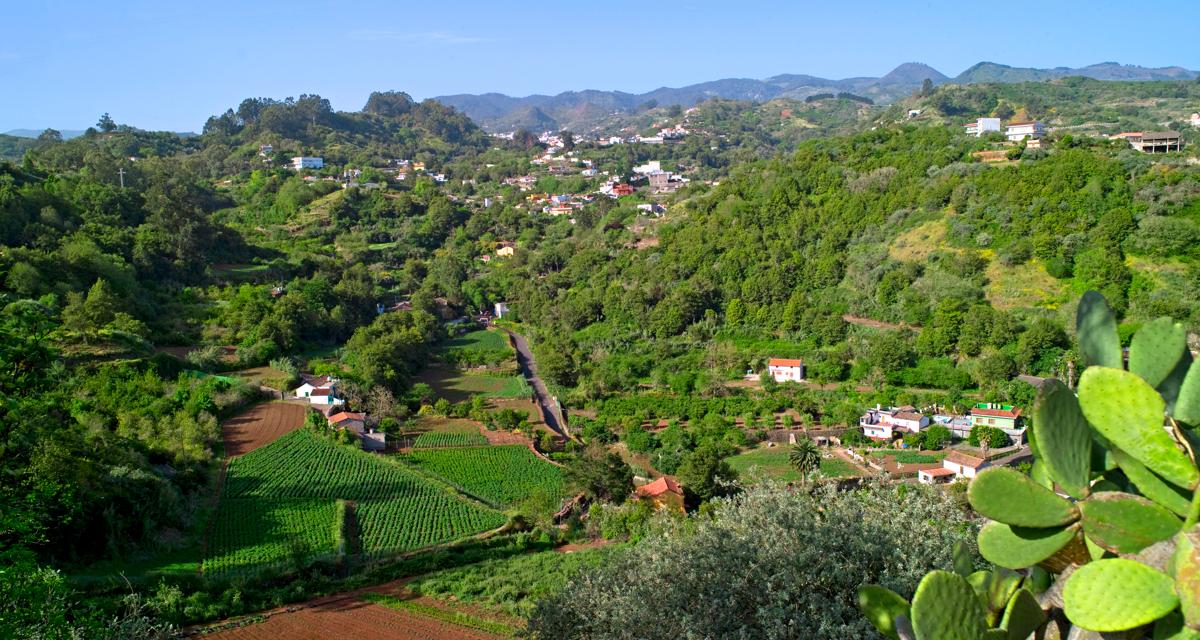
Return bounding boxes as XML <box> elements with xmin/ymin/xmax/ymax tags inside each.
<box><xmin>493</xmin><ymin>125</ymin><xmax>1200</xmax><ymax>401</ymax></box>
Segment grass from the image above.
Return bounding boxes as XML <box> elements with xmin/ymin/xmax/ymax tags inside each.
<box><xmin>362</xmin><ymin>593</ymin><xmax>518</xmax><ymax>636</ymax></box>
<box><xmin>406</xmin><ymin>546</ymin><xmax>617</xmax><ymax>618</ymax></box>
<box><xmin>446</xmin><ymin>329</ymin><xmax>511</xmax><ymax>352</ymax></box>
<box><xmin>418</xmin><ymin>365</ymin><xmax>531</xmax><ymax>402</ymax></box>
<box><xmin>984</xmin><ymin>257</ymin><xmax>1069</xmax><ymax>312</ymax></box>
<box><xmin>726</xmin><ymin>445</ymin><xmax>860</xmax><ymax>482</ymax></box>
<box><xmin>869</xmin><ymin>450</ymin><xmax>944</xmax><ymax>464</ymax></box>
<box><xmin>889</xmin><ymin>219</ymin><xmax>950</xmax><ymax>262</ymax></box>
<box><xmin>403</xmin><ymin>445</ymin><xmax>563</xmax><ymax>508</ymax></box>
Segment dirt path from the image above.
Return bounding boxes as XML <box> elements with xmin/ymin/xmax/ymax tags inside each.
<box><xmin>841</xmin><ymin>314</ymin><xmax>916</xmax><ymax>331</ymax></box>
<box><xmin>499</xmin><ymin>328</ymin><xmax>570</xmax><ymax>439</ymax></box>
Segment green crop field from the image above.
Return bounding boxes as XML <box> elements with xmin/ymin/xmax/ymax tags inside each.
<box><xmin>404</xmin><ymin>445</ymin><xmax>563</xmax><ymax>507</ymax></box>
<box><xmin>205</xmin><ymin>430</ymin><xmax>506</xmax><ymax>576</ymax></box>
<box><xmin>413</xmin><ymin>431</ymin><xmax>489</xmax><ymax>448</ymax></box>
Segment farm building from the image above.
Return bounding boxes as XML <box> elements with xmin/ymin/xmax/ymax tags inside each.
<box><xmin>328</xmin><ymin>411</ymin><xmax>366</xmax><ymax>434</ymax></box>
<box><xmin>860</xmin><ymin>405</ymin><xmax>929</xmax><ymax>440</ymax></box>
<box><xmin>766</xmin><ymin>358</ymin><xmax>805</xmax><ymax>383</ymax></box>
<box><xmin>941</xmin><ymin>451</ymin><xmax>989</xmax><ymax>480</ymax></box>
<box><xmin>634</xmin><ymin>476</ymin><xmax>685</xmax><ymax>512</ymax></box>
<box><xmin>969</xmin><ymin>403</ymin><xmax>1025</xmax><ymax>444</ymax></box>
<box><xmin>361</xmin><ymin>430</ymin><xmax>387</xmax><ymax>452</ymax></box>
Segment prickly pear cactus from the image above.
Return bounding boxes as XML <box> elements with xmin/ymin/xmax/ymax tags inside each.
<box><xmin>860</xmin><ymin>292</ymin><xmax>1200</xmax><ymax>639</ymax></box>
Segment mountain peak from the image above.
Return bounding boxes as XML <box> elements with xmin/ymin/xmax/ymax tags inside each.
<box><xmin>879</xmin><ymin>62</ymin><xmax>948</xmax><ymax>85</ymax></box>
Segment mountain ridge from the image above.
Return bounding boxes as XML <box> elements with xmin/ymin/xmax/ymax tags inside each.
<box><xmin>434</xmin><ymin>60</ymin><xmax>1198</xmax><ymax>132</ymax></box>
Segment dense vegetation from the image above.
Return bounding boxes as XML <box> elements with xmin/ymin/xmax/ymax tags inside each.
<box><xmin>528</xmin><ymin>482</ymin><xmax>978</xmax><ymax>638</ymax></box>
<box><xmin>2</xmin><ymin>76</ymin><xmax>1199</xmax><ymax>637</ymax></box>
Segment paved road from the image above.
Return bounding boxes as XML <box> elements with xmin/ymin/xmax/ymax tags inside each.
<box><xmin>501</xmin><ymin>328</ymin><xmax>570</xmax><ymax>439</ymax></box>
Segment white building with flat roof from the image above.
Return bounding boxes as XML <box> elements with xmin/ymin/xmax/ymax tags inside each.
<box><xmin>963</xmin><ymin>118</ymin><xmax>1001</xmax><ymax>137</ymax></box>
<box><xmin>1005</xmin><ymin>121</ymin><xmax>1045</xmax><ymax>141</ymax></box>
<box><xmin>291</xmin><ymin>156</ymin><xmax>324</xmax><ymax>171</ymax></box>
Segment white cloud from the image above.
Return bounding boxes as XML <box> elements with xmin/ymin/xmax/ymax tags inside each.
<box><xmin>349</xmin><ymin>30</ymin><xmax>489</xmax><ymax>45</ymax></box>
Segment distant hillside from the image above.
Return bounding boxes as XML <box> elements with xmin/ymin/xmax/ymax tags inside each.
<box><xmin>3</xmin><ymin>128</ymin><xmax>87</xmax><ymax>140</ymax></box>
<box><xmin>0</xmin><ymin>133</ymin><xmax>42</xmax><ymax>160</ymax></box>
<box><xmin>894</xmin><ymin>76</ymin><xmax>1200</xmax><ymax>136</ymax></box>
<box><xmin>955</xmin><ymin>61</ymin><xmax>1198</xmax><ymax>84</ymax></box>
<box><xmin>434</xmin><ymin>60</ymin><xmax>1198</xmax><ymax>133</ymax></box>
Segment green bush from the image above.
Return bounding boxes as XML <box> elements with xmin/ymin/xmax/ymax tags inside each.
<box><xmin>529</xmin><ymin>482</ymin><xmax>978</xmax><ymax>638</ymax></box>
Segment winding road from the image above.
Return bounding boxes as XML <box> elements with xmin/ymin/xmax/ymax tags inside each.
<box><xmin>500</xmin><ymin>328</ymin><xmax>571</xmax><ymax>439</ymax></box>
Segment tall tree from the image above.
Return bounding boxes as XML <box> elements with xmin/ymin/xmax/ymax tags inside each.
<box><xmin>96</xmin><ymin>113</ymin><xmax>117</xmax><ymax>133</ymax></box>
<box><xmin>788</xmin><ymin>439</ymin><xmax>821</xmax><ymax>482</ymax></box>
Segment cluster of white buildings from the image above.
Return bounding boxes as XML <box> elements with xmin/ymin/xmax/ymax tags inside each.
<box><xmin>859</xmin><ymin>403</ymin><xmax>1025</xmax><ymax>445</ymax></box>
<box><xmin>962</xmin><ymin>118</ymin><xmax>1046</xmax><ymax>142</ymax></box>
<box><xmin>290</xmin><ymin>156</ymin><xmax>324</xmax><ymax>171</ymax></box>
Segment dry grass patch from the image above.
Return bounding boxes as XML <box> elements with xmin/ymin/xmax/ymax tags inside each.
<box><xmin>889</xmin><ymin>219</ymin><xmax>949</xmax><ymax>262</ymax></box>
<box><xmin>984</xmin><ymin>257</ymin><xmax>1069</xmax><ymax>311</ymax></box>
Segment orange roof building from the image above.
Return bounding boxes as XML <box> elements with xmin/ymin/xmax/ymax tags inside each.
<box><xmin>634</xmin><ymin>476</ymin><xmax>685</xmax><ymax>512</ymax></box>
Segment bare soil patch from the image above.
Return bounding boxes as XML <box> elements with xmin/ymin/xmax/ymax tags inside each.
<box><xmin>203</xmin><ymin>599</ymin><xmax>500</xmax><ymax>639</ymax></box>
<box><xmin>221</xmin><ymin>402</ymin><xmax>308</xmax><ymax>457</ymax></box>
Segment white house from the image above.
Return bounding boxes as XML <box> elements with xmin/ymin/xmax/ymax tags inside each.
<box><xmin>293</xmin><ymin>375</ymin><xmax>337</xmax><ymax>400</ymax></box>
<box><xmin>633</xmin><ymin>160</ymin><xmax>662</xmax><ymax>175</ymax></box>
<box><xmin>1190</xmin><ymin>113</ymin><xmax>1200</xmax><ymax>128</ymax></box>
<box><xmin>963</xmin><ymin>118</ymin><xmax>1001</xmax><ymax>137</ymax></box>
<box><xmin>766</xmin><ymin>358</ymin><xmax>805</xmax><ymax>383</ymax></box>
<box><xmin>941</xmin><ymin>450</ymin><xmax>989</xmax><ymax>480</ymax></box>
<box><xmin>291</xmin><ymin>156</ymin><xmax>324</xmax><ymax>171</ymax></box>
<box><xmin>860</xmin><ymin>405</ymin><xmax>929</xmax><ymax>440</ymax></box>
<box><xmin>1005</xmin><ymin>121</ymin><xmax>1045</xmax><ymax>141</ymax></box>
<box><xmin>308</xmin><ymin>387</ymin><xmax>344</xmax><ymax>407</ymax></box>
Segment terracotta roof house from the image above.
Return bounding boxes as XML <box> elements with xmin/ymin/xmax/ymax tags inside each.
<box><xmin>328</xmin><ymin>412</ymin><xmax>367</xmax><ymax>434</ymax></box>
<box><xmin>767</xmin><ymin>358</ymin><xmax>805</xmax><ymax>383</ymax></box>
<box><xmin>969</xmin><ymin>403</ymin><xmax>1025</xmax><ymax>444</ymax></box>
<box><xmin>635</xmin><ymin>476</ymin><xmax>685</xmax><ymax>512</ymax></box>
<box><xmin>917</xmin><ymin>467</ymin><xmax>957</xmax><ymax>484</ymax></box>
<box><xmin>942</xmin><ymin>451</ymin><xmax>989</xmax><ymax>480</ymax></box>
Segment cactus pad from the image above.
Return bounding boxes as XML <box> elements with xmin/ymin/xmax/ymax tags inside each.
<box><xmin>1063</xmin><ymin>558</ymin><xmax>1179</xmax><ymax>632</ymax></box>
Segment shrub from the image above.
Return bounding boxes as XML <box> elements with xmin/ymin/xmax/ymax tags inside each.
<box><xmin>528</xmin><ymin>482</ymin><xmax>978</xmax><ymax>639</ymax></box>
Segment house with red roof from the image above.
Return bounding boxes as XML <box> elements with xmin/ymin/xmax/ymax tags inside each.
<box><xmin>859</xmin><ymin>404</ymin><xmax>930</xmax><ymax>441</ymax></box>
<box><xmin>766</xmin><ymin>358</ymin><xmax>805</xmax><ymax>383</ymax></box>
<box><xmin>634</xmin><ymin>476</ymin><xmax>685</xmax><ymax>512</ymax></box>
<box><xmin>612</xmin><ymin>183</ymin><xmax>635</xmax><ymax>196</ymax></box>
<box><xmin>328</xmin><ymin>411</ymin><xmax>366</xmax><ymax>434</ymax></box>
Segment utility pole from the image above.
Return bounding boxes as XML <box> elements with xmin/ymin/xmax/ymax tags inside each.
<box><xmin>117</xmin><ymin>167</ymin><xmax>126</xmax><ymax>189</ymax></box>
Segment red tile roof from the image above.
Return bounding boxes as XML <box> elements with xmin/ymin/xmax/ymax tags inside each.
<box><xmin>311</xmin><ymin>387</ymin><xmax>333</xmax><ymax>395</ymax></box>
<box><xmin>945</xmin><ymin>451</ymin><xmax>986</xmax><ymax>468</ymax></box>
<box><xmin>635</xmin><ymin>476</ymin><xmax>683</xmax><ymax>498</ymax></box>
<box><xmin>923</xmin><ymin>467</ymin><xmax>956</xmax><ymax>477</ymax></box>
<box><xmin>894</xmin><ymin>412</ymin><xmax>924</xmax><ymax>422</ymax></box>
<box><xmin>328</xmin><ymin>412</ymin><xmax>365</xmax><ymax>424</ymax></box>
<box><xmin>768</xmin><ymin>358</ymin><xmax>804</xmax><ymax>367</ymax></box>
<box><xmin>971</xmin><ymin>407</ymin><xmax>1021</xmax><ymax>419</ymax></box>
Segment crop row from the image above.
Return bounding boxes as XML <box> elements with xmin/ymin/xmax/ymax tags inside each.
<box><xmin>412</xmin><ymin>431</ymin><xmax>488</xmax><ymax>449</ymax></box>
<box><xmin>403</xmin><ymin>445</ymin><xmax>564</xmax><ymax>507</ymax></box>
<box><xmin>203</xmin><ymin>498</ymin><xmax>338</xmax><ymax>580</ymax></box>
<box><xmin>206</xmin><ymin>431</ymin><xmax>504</xmax><ymax>577</ymax></box>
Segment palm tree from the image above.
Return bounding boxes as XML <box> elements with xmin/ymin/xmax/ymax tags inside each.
<box><xmin>788</xmin><ymin>438</ymin><xmax>821</xmax><ymax>482</ymax></box>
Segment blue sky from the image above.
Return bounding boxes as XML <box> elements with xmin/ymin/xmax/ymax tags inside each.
<box><xmin>2</xmin><ymin>0</ymin><xmax>1197</xmax><ymax>132</ymax></box>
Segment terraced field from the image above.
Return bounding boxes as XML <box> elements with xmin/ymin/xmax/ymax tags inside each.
<box><xmin>403</xmin><ymin>445</ymin><xmax>563</xmax><ymax>507</ymax></box>
<box><xmin>204</xmin><ymin>430</ymin><xmax>506</xmax><ymax>577</ymax></box>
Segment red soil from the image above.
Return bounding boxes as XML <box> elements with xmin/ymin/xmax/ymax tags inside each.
<box><xmin>221</xmin><ymin>402</ymin><xmax>309</xmax><ymax>457</ymax></box>
<box><xmin>203</xmin><ymin>599</ymin><xmax>499</xmax><ymax>640</ymax></box>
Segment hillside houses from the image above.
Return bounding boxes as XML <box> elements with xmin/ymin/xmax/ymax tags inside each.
<box><xmin>293</xmin><ymin>375</ymin><xmax>346</xmax><ymax>411</ymax></box>
<box><xmin>290</xmin><ymin>156</ymin><xmax>324</xmax><ymax>171</ymax></box>
<box><xmin>860</xmin><ymin>402</ymin><xmax>1024</xmax><ymax>446</ymax></box>
<box><xmin>859</xmin><ymin>405</ymin><xmax>930</xmax><ymax>440</ymax></box>
<box><xmin>634</xmin><ymin>476</ymin><xmax>685</xmax><ymax>512</ymax></box>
